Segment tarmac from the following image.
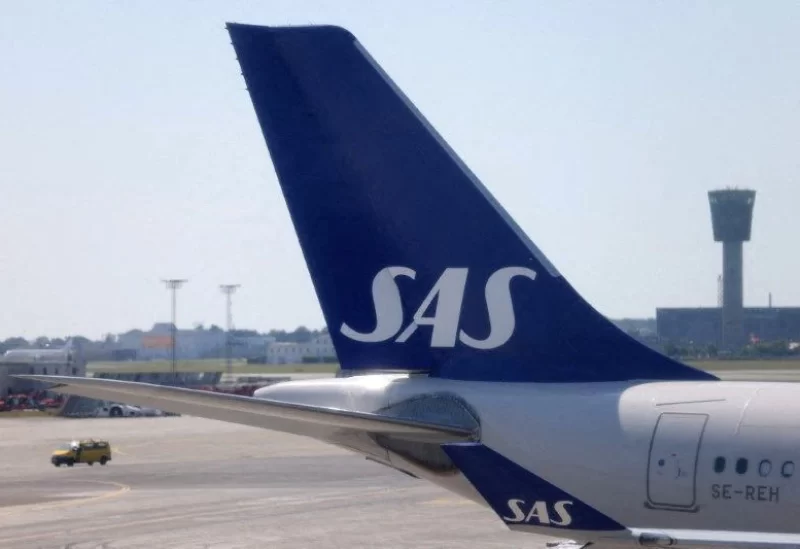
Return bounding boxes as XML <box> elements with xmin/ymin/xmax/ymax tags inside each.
<box><xmin>0</xmin><ymin>415</ymin><xmax>551</xmax><ymax>549</ymax></box>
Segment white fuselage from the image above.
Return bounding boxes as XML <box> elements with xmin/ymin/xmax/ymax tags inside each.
<box><xmin>255</xmin><ymin>375</ymin><xmax>800</xmax><ymax>538</ymax></box>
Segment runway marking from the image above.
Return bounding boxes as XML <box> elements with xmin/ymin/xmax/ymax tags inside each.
<box><xmin>0</xmin><ymin>479</ymin><xmax>130</xmax><ymax>516</ymax></box>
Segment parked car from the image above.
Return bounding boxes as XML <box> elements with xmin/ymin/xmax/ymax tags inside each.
<box><xmin>93</xmin><ymin>403</ymin><xmax>142</xmax><ymax>417</ymax></box>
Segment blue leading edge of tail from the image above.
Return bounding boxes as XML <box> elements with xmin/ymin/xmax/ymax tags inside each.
<box><xmin>226</xmin><ymin>22</ymin><xmax>717</xmax><ymax>384</ymax></box>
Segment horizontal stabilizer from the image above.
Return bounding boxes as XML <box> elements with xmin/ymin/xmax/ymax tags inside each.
<box><xmin>14</xmin><ymin>375</ymin><xmax>475</xmax><ymax>443</ymax></box>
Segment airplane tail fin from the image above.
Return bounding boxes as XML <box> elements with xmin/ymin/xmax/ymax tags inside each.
<box><xmin>226</xmin><ymin>23</ymin><xmax>716</xmax><ymax>383</ymax></box>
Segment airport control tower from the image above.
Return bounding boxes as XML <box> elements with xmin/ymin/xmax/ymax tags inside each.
<box><xmin>708</xmin><ymin>188</ymin><xmax>756</xmax><ymax>350</ymax></box>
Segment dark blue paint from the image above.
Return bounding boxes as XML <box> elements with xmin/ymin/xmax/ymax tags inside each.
<box><xmin>225</xmin><ymin>22</ymin><xmax>717</xmax><ymax>384</ymax></box>
<box><xmin>443</xmin><ymin>442</ymin><xmax>625</xmax><ymax>531</ymax></box>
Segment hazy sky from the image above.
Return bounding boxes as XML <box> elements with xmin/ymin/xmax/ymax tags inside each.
<box><xmin>1</xmin><ymin>1</ymin><xmax>798</xmax><ymax>340</ymax></box>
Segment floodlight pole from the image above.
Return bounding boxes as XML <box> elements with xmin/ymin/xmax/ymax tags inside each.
<box><xmin>162</xmin><ymin>279</ymin><xmax>187</xmax><ymax>385</ymax></box>
<box><xmin>220</xmin><ymin>284</ymin><xmax>241</xmax><ymax>375</ymax></box>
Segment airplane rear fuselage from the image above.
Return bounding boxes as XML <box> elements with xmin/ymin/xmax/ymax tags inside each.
<box><xmin>256</xmin><ymin>375</ymin><xmax>800</xmax><ymax>537</ymax></box>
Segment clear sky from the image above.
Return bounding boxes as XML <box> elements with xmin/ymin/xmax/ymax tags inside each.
<box><xmin>1</xmin><ymin>1</ymin><xmax>798</xmax><ymax>340</ymax></box>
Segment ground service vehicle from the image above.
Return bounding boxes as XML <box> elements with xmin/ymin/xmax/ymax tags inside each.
<box><xmin>51</xmin><ymin>439</ymin><xmax>111</xmax><ymax>467</ymax></box>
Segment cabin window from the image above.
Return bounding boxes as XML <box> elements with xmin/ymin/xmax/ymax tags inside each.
<box><xmin>759</xmin><ymin>460</ymin><xmax>772</xmax><ymax>477</ymax></box>
<box><xmin>782</xmin><ymin>461</ymin><xmax>795</xmax><ymax>478</ymax></box>
<box><xmin>735</xmin><ymin>458</ymin><xmax>748</xmax><ymax>475</ymax></box>
<box><xmin>713</xmin><ymin>457</ymin><xmax>726</xmax><ymax>473</ymax></box>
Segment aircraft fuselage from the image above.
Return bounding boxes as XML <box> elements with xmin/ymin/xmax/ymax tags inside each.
<box><xmin>256</xmin><ymin>376</ymin><xmax>800</xmax><ymax>539</ymax></box>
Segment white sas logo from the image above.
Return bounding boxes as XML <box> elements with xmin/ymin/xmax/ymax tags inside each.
<box><xmin>340</xmin><ymin>266</ymin><xmax>537</xmax><ymax>350</ymax></box>
<box><xmin>503</xmin><ymin>499</ymin><xmax>574</xmax><ymax>526</ymax></box>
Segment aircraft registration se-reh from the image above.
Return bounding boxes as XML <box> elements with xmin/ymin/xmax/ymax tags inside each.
<box><xmin>18</xmin><ymin>23</ymin><xmax>800</xmax><ymax>549</ymax></box>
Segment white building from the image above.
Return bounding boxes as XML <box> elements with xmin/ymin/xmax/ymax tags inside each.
<box><xmin>233</xmin><ymin>334</ymin><xmax>276</xmax><ymax>358</ymax></box>
<box><xmin>267</xmin><ymin>342</ymin><xmax>304</xmax><ymax>364</ymax></box>
<box><xmin>266</xmin><ymin>334</ymin><xmax>337</xmax><ymax>364</ymax></box>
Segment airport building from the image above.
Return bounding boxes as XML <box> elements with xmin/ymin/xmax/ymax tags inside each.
<box><xmin>115</xmin><ymin>324</ymin><xmax>277</xmax><ymax>361</ymax></box>
<box><xmin>0</xmin><ymin>341</ymin><xmax>87</xmax><ymax>395</ymax></box>
<box><xmin>116</xmin><ymin>324</ymin><xmax>228</xmax><ymax>360</ymax></box>
<box><xmin>112</xmin><ymin>324</ymin><xmax>336</xmax><ymax>364</ymax></box>
<box><xmin>656</xmin><ymin>307</ymin><xmax>800</xmax><ymax>348</ymax></box>
<box><xmin>657</xmin><ymin>188</ymin><xmax>800</xmax><ymax>349</ymax></box>
<box><xmin>266</xmin><ymin>334</ymin><xmax>336</xmax><ymax>364</ymax></box>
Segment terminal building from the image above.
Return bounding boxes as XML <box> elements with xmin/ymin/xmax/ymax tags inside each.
<box><xmin>657</xmin><ymin>188</ymin><xmax>800</xmax><ymax>349</ymax></box>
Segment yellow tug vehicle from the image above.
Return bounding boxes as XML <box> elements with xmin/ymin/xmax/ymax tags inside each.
<box><xmin>51</xmin><ymin>439</ymin><xmax>112</xmax><ymax>467</ymax></box>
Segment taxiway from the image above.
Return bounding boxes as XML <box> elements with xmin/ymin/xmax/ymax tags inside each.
<box><xmin>0</xmin><ymin>416</ymin><xmax>549</xmax><ymax>549</ymax></box>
